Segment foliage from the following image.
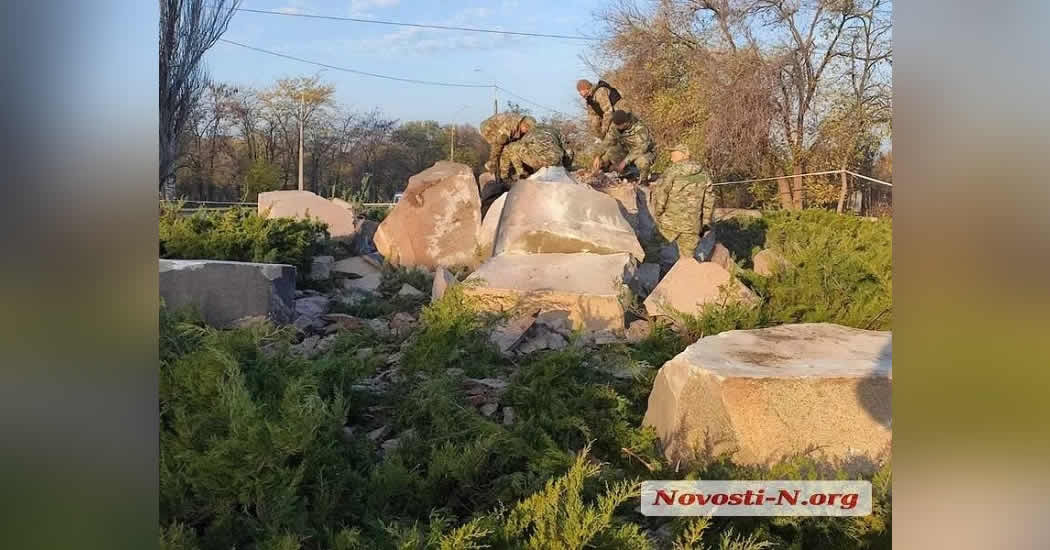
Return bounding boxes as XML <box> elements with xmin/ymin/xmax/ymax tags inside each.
<box><xmin>159</xmin><ymin>203</ymin><xmax>328</xmax><ymax>278</ymax></box>
<box><xmin>242</xmin><ymin>157</ymin><xmax>281</xmax><ymax>201</ymax></box>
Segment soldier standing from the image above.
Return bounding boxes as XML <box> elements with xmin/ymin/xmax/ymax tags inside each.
<box><xmin>576</xmin><ymin>79</ymin><xmax>623</xmax><ymax>140</ymax></box>
<box><xmin>648</xmin><ymin>143</ymin><xmax>715</xmax><ymax>260</ymax></box>
<box><xmin>592</xmin><ymin>110</ymin><xmax>656</xmax><ymax>183</ymax></box>
<box><xmin>480</xmin><ymin>112</ymin><xmax>537</xmax><ymax>182</ymax></box>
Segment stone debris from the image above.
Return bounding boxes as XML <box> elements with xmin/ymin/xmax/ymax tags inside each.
<box><xmin>390</xmin><ymin>312</ymin><xmax>417</xmax><ymax>336</ymax></box>
<box><xmin>502</xmin><ymin>406</ymin><xmax>515</xmax><ymax>426</ymax></box>
<box><xmin>479</xmin><ymin>403</ymin><xmax>499</xmax><ymax>417</ymax></box>
<box><xmin>367</xmin><ymin>425</ymin><xmax>390</xmax><ymax>442</ymax></box>
<box><xmin>295</xmin><ymin>296</ymin><xmax>330</xmax><ymax>318</ymax></box>
<box><xmin>625</xmin><ymin>320</ymin><xmax>651</xmax><ymax>343</ymax></box>
<box><xmin>488</xmin><ymin>311</ymin><xmax>539</xmax><ymax>356</ymax></box>
<box><xmin>753</xmin><ymin>248</ymin><xmax>790</xmax><ymax>277</ymax></box>
<box><xmin>323</xmin><ymin>313</ymin><xmax>369</xmax><ymax>331</ymax></box>
<box><xmin>397</xmin><ymin>284</ymin><xmax>425</xmax><ymax>297</ymax></box>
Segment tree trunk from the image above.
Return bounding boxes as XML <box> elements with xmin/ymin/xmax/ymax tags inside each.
<box><xmin>791</xmin><ymin>164</ymin><xmax>804</xmax><ymax>210</ymax></box>
<box><xmin>836</xmin><ymin>169</ymin><xmax>849</xmax><ymax>213</ymax></box>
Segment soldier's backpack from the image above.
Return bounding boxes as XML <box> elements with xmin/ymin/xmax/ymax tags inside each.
<box><xmin>594</xmin><ymin>80</ymin><xmax>622</xmax><ymax>107</ymax></box>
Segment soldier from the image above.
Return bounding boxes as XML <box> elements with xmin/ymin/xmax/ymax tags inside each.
<box><xmin>648</xmin><ymin>143</ymin><xmax>715</xmax><ymax>260</ymax></box>
<box><xmin>498</xmin><ymin>124</ymin><xmax>572</xmax><ymax>180</ymax></box>
<box><xmin>576</xmin><ymin>79</ymin><xmax>623</xmax><ymax>140</ymax></box>
<box><xmin>480</xmin><ymin>112</ymin><xmax>537</xmax><ymax>181</ymax></box>
<box><xmin>592</xmin><ymin>110</ymin><xmax>656</xmax><ymax>183</ymax></box>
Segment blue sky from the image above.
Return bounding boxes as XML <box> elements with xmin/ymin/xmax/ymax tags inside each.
<box><xmin>206</xmin><ymin>0</ymin><xmax>607</xmax><ymax>126</ymax></box>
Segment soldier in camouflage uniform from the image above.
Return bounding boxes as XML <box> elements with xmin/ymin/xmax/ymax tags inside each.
<box><xmin>648</xmin><ymin>143</ymin><xmax>715</xmax><ymax>260</ymax></box>
<box><xmin>499</xmin><ymin>124</ymin><xmax>572</xmax><ymax>179</ymax></box>
<box><xmin>576</xmin><ymin>79</ymin><xmax>624</xmax><ymax>140</ymax></box>
<box><xmin>480</xmin><ymin>112</ymin><xmax>537</xmax><ymax>181</ymax></box>
<box><xmin>593</xmin><ymin>110</ymin><xmax>656</xmax><ymax>183</ymax></box>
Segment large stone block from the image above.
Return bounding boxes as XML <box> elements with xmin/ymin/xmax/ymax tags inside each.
<box><xmin>159</xmin><ymin>259</ymin><xmax>296</xmax><ymax>328</ymax></box>
<box><xmin>493</xmin><ymin>180</ymin><xmax>644</xmax><ymax>261</ymax></box>
<box><xmin>476</xmin><ymin>193</ymin><xmax>507</xmax><ymax>260</ymax></box>
<box><xmin>374</xmin><ymin>161</ymin><xmax>482</xmax><ymax>270</ymax></box>
<box><xmin>463</xmin><ymin>252</ymin><xmax>635</xmax><ymax>333</ymax></box>
<box><xmin>643</xmin><ymin>323</ymin><xmax>892</xmax><ymax>471</ymax></box>
<box><xmin>597</xmin><ymin>182</ymin><xmax>655</xmax><ymax>243</ymax></box>
<box><xmin>644</xmin><ymin>258</ymin><xmax>758</xmax><ymax>318</ymax></box>
<box><xmin>258</xmin><ymin>190</ymin><xmax>359</xmax><ymax>240</ymax></box>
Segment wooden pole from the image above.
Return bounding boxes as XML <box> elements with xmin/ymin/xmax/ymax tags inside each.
<box><xmin>836</xmin><ymin>169</ymin><xmax>848</xmax><ymax>214</ymax></box>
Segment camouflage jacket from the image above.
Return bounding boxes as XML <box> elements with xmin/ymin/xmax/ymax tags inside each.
<box><xmin>480</xmin><ymin>113</ymin><xmax>537</xmax><ymax>169</ymax></box>
<box><xmin>584</xmin><ymin>83</ymin><xmax>619</xmax><ymax>138</ymax></box>
<box><xmin>513</xmin><ymin>124</ymin><xmax>568</xmax><ymax>166</ymax></box>
<box><xmin>649</xmin><ymin>160</ymin><xmax>715</xmax><ymax>230</ymax></box>
<box><xmin>600</xmin><ymin>116</ymin><xmax>654</xmax><ymax>164</ymax></box>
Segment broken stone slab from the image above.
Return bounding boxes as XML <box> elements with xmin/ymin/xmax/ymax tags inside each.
<box><xmin>464</xmin><ymin>252</ymin><xmax>636</xmax><ymax>334</ymax></box>
<box><xmin>516</xmin><ymin>327</ymin><xmax>569</xmax><ymax>355</ymax></box>
<box><xmin>293</xmin><ymin>314</ymin><xmax>325</xmax><ymax>333</ymax></box>
<box><xmin>323</xmin><ymin>313</ymin><xmax>370</xmax><ymax>331</ymax></box>
<box><xmin>597</xmin><ymin>182</ymin><xmax>656</xmax><ymax>243</ymax></box>
<box><xmin>159</xmin><ymin>259</ymin><xmax>296</xmax><ymax>328</ymax></box>
<box><xmin>374</xmin><ymin>161</ymin><xmax>482</xmax><ymax>270</ymax></box>
<box><xmin>295</xmin><ymin>296</ymin><xmax>330</xmax><ymax>318</ymax></box>
<box><xmin>258</xmin><ymin>190</ymin><xmax>358</xmax><ymax>241</ymax></box>
<box><xmin>502</xmin><ymin>406</ymin><xmax>515</xmax><ymax>425</ymax></box>
<box><xmin>397</xmin><ymin>284</ymin><xmax>424</xmax><ymax>298</ymax></box>
<box><xmin>431</xmin><ymin>266</ymin><xmax>458</xmax><ymax>303</ymax></box>
<box><xmin>753</xmin><ymin>249</ymin><xmax>790</xmax><ymax>277</ymax></box>
<box><xmin>494</xmin><ymin>179</ymin><xmax>645</xmax><ymax>261</ymax></box>
<box><xmin>333</xmin><ymin>256</ymin><xmax>382</xmax><ymax>277</ymax></box>
<box><xmin>479</xmin><ymin>403</ymin><xmax>499</xmax><ymax>417</ymax></box>
<box><xmin>625</xmin><ymin>319</ymin><xmax>651</xmax><ymax>343</ymax></box>
<box><xmin>534</xmin><ymin>310</ymin><xmax>573</xmax><ymax>337</ymax></box>
<box><xmin>343</xmin><ymin>274</ymin><xmax>382</xmax><ymax>295</ymax></box>
<box><xmin>707</xmin><ymin>243</ymin><xmax>734</xmax><ymax>272</ymax></box>
<box><xmin>644</xmin><ymin>258</ymin><xmax>759</xmax><ymax>319</ymax></box>
<box><xmin>476</xmin><ymin>192</ymin><xmax>507</xmax><ymax>260</ymax></box>
<box><xmin>643</xmin><ymin>323</ymin><xmax>892</xmax><ymax>472</ymax></box>
<box><xmin>310</xmin><ymin>256</ymin><xmax>334</xmax><ymax>280</ymax></box>
<box><xmin>488</xmin><ymin>310</ymin><xmax>538</xmax><ymax>356</ymax></box>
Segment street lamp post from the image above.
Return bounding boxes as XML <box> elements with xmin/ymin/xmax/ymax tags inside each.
<box><xmin>298</xmin><ymin>69</ymin><xmax>326</xmax><ymax>192</ymax></box>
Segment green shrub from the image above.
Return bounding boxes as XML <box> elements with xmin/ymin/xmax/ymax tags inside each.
<box><xmin>242</xmin><ymin>158</ymin><xmax>281</xmax><ymax>201</ymax></box>
<box><xmin>160</xmin><ymin>204</ymin><xmax>329</xmax><ymax>280</ymax></box>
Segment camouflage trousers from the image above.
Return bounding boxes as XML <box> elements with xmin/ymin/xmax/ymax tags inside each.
<box><xmin>500</xmin><ymin>137</ymin><xmax>568</xmax><ymax>179</ymax></box>
<box><xmin>601</xmin><ymin>144</ymin><xmax>656</xmax><ymax>183</ymax></box>
<box><xmin>656</xmin><ymin>222</ymin><xmax>700</xmax><ymax>260</ymax></box>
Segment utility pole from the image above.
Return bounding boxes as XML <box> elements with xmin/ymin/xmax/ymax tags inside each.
<box><xmin>297</xmin><ymin>90</ymin><xmax>304</xmax><ymax>191</ymax></box>
<box><xmin>492</xmin><ymin>85</ymin><xmax>498</xmax><ymax>116</ymax></box>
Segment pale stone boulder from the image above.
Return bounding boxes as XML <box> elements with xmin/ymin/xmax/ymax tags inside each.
<box><xmin>644</xmin><ymin>258</ymin><xmax>758</xmax><ymax>318</ymax></box>
<box><xmin>258</xmin><ymin>190</ymin><xmax>358</xmax><ymax>240</ymax></box>
<box><xmin>476</xmin><ymin>193</ymin><xmax>507</xmax><ymax>260</ymax></box>
<box><xmin>332</xmin><ymin>256</ymin><xmax>382</xmax><ymax>278</ymax></box>
<box><xmin>708</xmin><ymin>243</ymin><xmax>734</xmax><ymax>272</ymax></box>
<box><xmin>332</xmin><ymin>197</ymin><xmax>355</xmax><ymax>211</ymax></box>
<box><xmin>597</xmin><ymin>182</ymin><xmax>655</xmax><ymax>243</ymax></box>
<box><xmin>753</xmin><ymin>249</ymin><xmax>789</xmax><ymax>276</ymax></box>
<box><xmin>527</xmin><ymin>165</ymin><xmax>579</xmax><ymax>184</ymax></box>
<box><xmin>643</xmin><ymin>323</ymin><xmax>892</xmax><ymax>472</ymax></box>
<box><xmin>494</xmin><ymin>180</ymin><xmax>644</xmax><ymax>261</ymax></box>
<box><xmin>159</xmin><ymin>259</ymin><xmax>295</xmax><ymax>328</ymax></box>
<box><xmin>431</xmin><ymin>266</ymin><xmax>458</xmax><ymax>303</ymax></box>
<box><xmin>463</xmin><ymin>252</ymin><xmax>636</xmax><ymax>333</ymax></box>
<box><xmin>374</xmin><ymin>161</ymin><xmax>482</xmax><ymax>270</ymax></box>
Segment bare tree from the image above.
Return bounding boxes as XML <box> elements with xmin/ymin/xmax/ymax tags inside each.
<box><xmin>159</xmin><ymin>0</ymin><xmax>240</xmax><ymax>199</ymax></box>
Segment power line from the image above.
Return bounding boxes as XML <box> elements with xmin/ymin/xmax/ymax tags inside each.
<box><xmin>218</xmin><ymin>39</ymin><xmax>572</xmax><ymax>118</ymax></box>
<box><xmin>218</xmin><ymin>39</ymin><xmax>491</xmax><ymax>88</ymax></box>
<box><xmin>232</xmin><ymin>6</ymin><xmax>599</xmax><ymax>41</ymax></box>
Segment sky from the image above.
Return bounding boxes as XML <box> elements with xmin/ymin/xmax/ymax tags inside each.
<box><xmin>205</xmin><ymin>0</ymin><xmax>608</xmax><ymax>127</ymax></box>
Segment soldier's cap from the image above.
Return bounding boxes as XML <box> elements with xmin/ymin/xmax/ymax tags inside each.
<box><xmin>671</xmin><ymin>143</ymin><xmax>691</xmax><ymax>154</ymax></box>
<box><xmin>611</xmin><ymin>110</ymin><xmax>631</xmax><ymax>125</ymax></box>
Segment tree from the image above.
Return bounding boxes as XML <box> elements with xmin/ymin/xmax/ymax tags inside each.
<box><xmin>594</xmin><ymin>0</ymin><xmax>892</xmax><ymax>210</ymax></box>
<box><xmin>257</xmin><ymin>75</ymin><xmax>336</xmax><ymax>190</ymax></box>
<box><xmin>159</xmin><ymin>0</ymin><xmax>241</xmax><ymax>199</ymax></box>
